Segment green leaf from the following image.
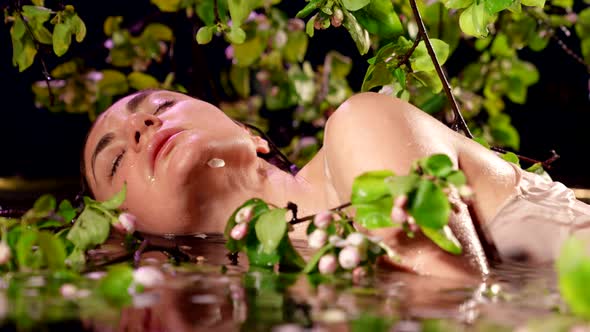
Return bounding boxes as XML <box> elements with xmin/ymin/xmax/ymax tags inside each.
<box><xmin>410</xmin><ymin>40</ymin><xmax>450</xmax><ymax>72</ymax></box>
<box><xmin>419</xmin><ymin>154</ymin><xmax>455</xmax><ymax>177</ymax></box>
<box><xmin>355</xmin><ymin>0</ymin><xmax>403</xmax><ymax>39</ymax></box>
<box><xmin>342</xmin><ymin>0</ymin><xmax>370</xmax><ymax>11</ymax></box>
<box><xmin>521</xmin><ymin>0</ymin><xmax>545</xmax><ymax>7</ymax></box>
<box><xmin>557</xmin><ymin>237</ymin><xmax>590</xmax><ymax>319</ymax></box>
<box><xmin>283</xmin><ymin>30</ymin><xmax>309</xmax><ymax>63</ymax></box>
<box><xmin>33</xmin><ymin>194</ymin><xmax>56</xmax><ymax>215</ymax></box>
<box><xmin>459</xmin><ymin>2</ymin><xmax>491</xmax><ymax>38</ymax></box>
<box><xmin>98</xmin><ymin>70</ymin><xmax>129</xmax><ymax>96</ymax></box>
<box><xmin>445</xmin><ymin>170</ymin><xmax>467</xmax><ymax>186</ymax></box>
<box><xmin>71</xmin><ymin>14</ymin><xmax>86</xmax><ymax>42</ymax></box>
<box><xmin>354</xmin><ymin>196</ymin><xmax>394</xmax><ymax>229</ymax></box>
<box><xmin>490</xmin><ymin>33</ymin><xmax>514</xmax><ymax>57</ymax></box>
<box><xmin>142</xmin><ymin>23</ymin><xmax>173</xmax><ymax>41</ymax></box>
<box><xmin>23</xmin><ymin>6</ymin><xmax>52</xmax><ymax>22</ymax></box>
<box><xmin>255</xmin><ymin>209</ymin><xmax>288</xmax><ymax>254</ymax></box>
<box><xmin>196</xmin><ymin>26</ymin><xmax>214</xmax><ymax>44</ymax></box>
<box><xmin>362</xmin><ymin>63</ymin><xmax>393</xmax><ymax>91</ymax></box>
<box><xmin>352</xmin><ymin>170</ymin><xmax>395</xmax><ymax>203</ymax></box>
<box><xmin>387</xmin><ymin>174</ymin><xmax>420</xmax><ymax>197</ymax></box>
<box><xmin>306</xmin><ymin>13</ymin><xmax>317</xmax><ymax>37</ymax></box>
<box><xmin>421</xmin><ymin>226</ymin><xmax>462</xmax><ymax>254</ymax></box>
<box><xmin>16</xmin><ymin>229</ymin><xmax>38</xmax><ymax>269</ymax></box>
<box><xmin>53</xmin><ymin>22</ymin><xmax>72</xmax><ymax>57</ymax></box>
<box><xmin>409</xmin><ymin>179</ymin><xmax>450</xmax><ymax>229</ymax></box>
<box><xmin>296</xmin><ymin>0</ymin><xmax>323</xmax><ymax>18</ymax></box>
<box><xmin>233</xmin><ymin>35</ymin><xmax>266</xmax><ymax>66</ymax></box>
<box><xmin>128</xmin><ymin>72</ymin><xmax>160</xmax><ymax>90</ymax></box>
<box><xmin>224</xmin><ymin>199</ymin><xmax>269</xmax><ymax>252</ymax></box>
<box><xmin>441</xmin><ymin>0</ymin><xmax>473</xmax><ymax>9</ymax></box>
<box><xmin>229</xmin><ymin>65</ymin><xmax>251</xmax><ymax>98</ymax></box>
<box><xmin>484</xmin><ymin>0</ymin><xmax>513</xmax><ymax>15</ymax></box>
<box><xmin>98</xmin><ymin>264</ymin><xmax>134</xmax><ymax>305</ymax></box>
<box><xmin>66</xmin><ymin>207</ymin><xmax>111</xmax><ymax>250</ymax></box>
<box><xmin>151</xmin><ymin>0</ymin><xmax>182</xmax><ymax>12</ymax></box>
<box><xmin>342</xmin><ymin>8</ymin><xmax>370</xmax><ymax>55</ymax></box>
<box><xmin>37</xmin><ymin>231</ymin><xmax>66</xmax><ymax>269</ymax></box>
<box><xmin>99</xmin><ymin>184</ymin><xmax>127</xmax><ymax>210</ymax></box>
<box><xmin>228</xmin><ymin>0</ymin><xmax>250</xmax><ymax>27</ymax></box>
<box><xmin>501</xmin><ymin>151</ymin><xmax>520</xmax><ymax>165</ymax></box>
<box><xmin>65</xmin><ymin>248</ymin><xmax>85</xmax><ymax>271</ymax></box>
<box><xmin>410</xmin><ymin>70</ymin><xmax>443</xmax><ymax>93</ymax></box>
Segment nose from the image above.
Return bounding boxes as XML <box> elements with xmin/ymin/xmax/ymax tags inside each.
<box><xmin>126</xmin><ymin>113</ymin><xmax>162</xmax><ymax>152</ymax></box>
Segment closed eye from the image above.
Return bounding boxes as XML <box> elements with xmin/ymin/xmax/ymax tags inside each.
<box><xmin>154</xmin><ymin>100</ymin><xmax>176</xmax><ymax>115</ymax></box>
<box><xmin>110</xmin><ymin>150</ymin><xmax>125</xmax><ymax>179</ymax></box>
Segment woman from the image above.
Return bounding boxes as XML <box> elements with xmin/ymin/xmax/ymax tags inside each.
<box><xmin>82</xmin><ymin>89</ymin><xmax>590</xmax><ymax>279</ymax></box>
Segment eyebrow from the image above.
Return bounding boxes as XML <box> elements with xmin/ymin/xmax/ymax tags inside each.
<box><xmin>91</xmin><ymin>132</ymin><xmax>115</xmax><ymax>182</ymax></box>
<box><xmin>126</xmin><ymin>89</ymin><xmax>156</xmax><ymax>113</ymax></box>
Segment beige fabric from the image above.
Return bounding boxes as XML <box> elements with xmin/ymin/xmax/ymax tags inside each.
<box><xmin>484</xmin><ymin>163</ymin><xmax>590</xmax><ymax>264</ymax></box>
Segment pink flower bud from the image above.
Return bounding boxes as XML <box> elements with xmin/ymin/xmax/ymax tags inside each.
<box><xmin>60</xmin><ymin>284</ymin><xmax>78</xmax><ymax>299</ymax></box>
<box><xmin>230</xmin><ymin>222</ymin><xmax>248</xmax><ymax>240</ymax></box>
<box><xmin>313</xmin><ymin>211</ymin><xmax>333</xmax><ymax>229</ymax></box>
<box><xmin>287</xmin><ymin>18</ymin><xmax>305</xmax><ymax>31</ymax></box>
<box><xmin>391</xmin><ymin>206</ymin><xmax>408</xmax><ymax>223</ymax></box>
<box><xmin>0</xmin><ymin>242</ymin><xmax>11</xmax><ymax>265</ymax></box>
<box><xmin>235</xmin><ymin>205</ymin><xmax>254</xmax><ymax>224</ymax></box>
<box><xmin>114</xmin><ymin>212</ymin><xmax>136</xmax><ymax>234</ymax></box>
<box><xmin>338</xmin><ymin>246</ymin><xmax>360</xmax><ymax>270</ymax></box>
<box><xmin>225</xmin><ymin>46</ymin><xmax>234</xmax><ymax>60</ymax></box>
<box><xmin>308</xmin><ymin>229</ymin><xmax>328</xmax><ymax>249</ymax></box>
<box><xmin>394</xmin><ymin>195</ymin><xmax>408</xmax><ymax>209</ymax></box>
<box><xmin>133</xmin><ymin>266</ymin><xmax>165</xmax><ymax>288</ymax></box>
<box><xmin>331</xmin><ymin>8</ymin><xmax>343</xmax><ymax>27</ymax></box>
<box><xmin>352</xmin><ymin>266</ymin><xmax>367</xmax><ymax>284</ymax></box>
<box><xmin>318</xmin><ymin>254</ymin><xmax>337</xmax><ymax>274</ymax></box>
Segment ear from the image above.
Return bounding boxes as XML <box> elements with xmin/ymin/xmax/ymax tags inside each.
<box><xmin>252</xmin><ymin>135</ymin><xmax>270</xmax><ymax>154</ymax></box>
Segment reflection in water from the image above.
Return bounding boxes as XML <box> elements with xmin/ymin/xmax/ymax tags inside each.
<box><xmin>0</xmin><ymin>233</ymin><xmax>576</xmax><ymax>332</ymax></box>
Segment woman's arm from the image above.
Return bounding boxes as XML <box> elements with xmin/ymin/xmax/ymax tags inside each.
<box><xmin>322</xmin><ymin>92</ymin><xmax>503</xmax><ymax>278</ymax></box>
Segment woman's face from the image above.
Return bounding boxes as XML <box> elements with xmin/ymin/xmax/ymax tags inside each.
<box><xmin>83</xmin><ymin>90</ymin><xmax>268</xmax><ymax>234</ymax></box>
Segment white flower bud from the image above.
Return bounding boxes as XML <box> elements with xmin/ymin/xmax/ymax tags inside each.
<box><xmin>459</xmin><ymin>185</ymin><xmax>474</xmax><ymax>199</ymax></box>
<box><xmin>60</xmin><ymin>284</ymin><xmax>78</xmax><ymax>299</ymax></box>
<box><xmin>308</xmin><ymin>229</ymin><xmax>328</xmax><ymax>249</ymax></box>
<box><xmin>391</xmin><ymin>206</ymin><xmax>408</xmax><ymax>223</ymax></box>
<box><xmin>235</xmin><ymin>205</ymin><xmax>254</xmax><ymax>224</ymax></box>
<box><xmin>230</xmin><ymin>222</ymin><xmax>248</xmax><ymax>240</ymax></box>
<box><xmin>394</xmin><ymin>195</ymin><xmax>408</xmax><ymax>209</ymax></box>
<box><xmin>114</xmin><ymin>212</ymin><xmax>136</xmax><ymax>234</ymax></box>
<box><xmin>133</xmin><ymin>266</ymin><xmax>165</xmax><ymax>288</ymax></box>
<box><xmin>345</xmin><ymin>232</ymin><xmax>365</xmax><ymax>247</ymax></box>
<box><xmin>0</xmin><ymin>242</ymin><xmax>11</xmax><ymax>265</ymax></box>
<box><xmin>273</xmin><ymin>30</ymin><xmax>287</xmax><ymax>48</ymax></box>
<box><xmin>329</xmin><ymin>235</ymin><xmax>347</xmax><ymax>247</ymax></box>
<box><xmin>313</xmin><ymin>211</ymin><xmax>333</xmax><ymax>229</ymax></box>
<box><xmin>338</xmin><ymin>246</ymin><xmax>360</xmax><ymax>270</ymax></box>
<box><xmin>318</xmin><ymin>254</ymin><xmax>337</xmax><ymax>274</ymax></box>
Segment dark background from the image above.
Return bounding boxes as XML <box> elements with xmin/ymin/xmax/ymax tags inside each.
<box><xmin>1</xmin><ymin>0</ymin><xmax>589</xmax><ymax>192</ymax></box>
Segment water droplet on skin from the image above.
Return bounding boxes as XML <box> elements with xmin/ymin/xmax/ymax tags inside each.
<box><xmin>207</xmin><ymin>158</ymin><xmax>225</xmax><ymax>168</ymax></box>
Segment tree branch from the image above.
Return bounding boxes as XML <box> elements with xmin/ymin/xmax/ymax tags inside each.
<box><xmin>408</xmin><ymin>0</ymin><xmax>473</xmax><ymax>138</ymax></box>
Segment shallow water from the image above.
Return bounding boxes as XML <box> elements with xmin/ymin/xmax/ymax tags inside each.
<box><xmin>0</xmin><ymin>234</ymin><xmax>585</xmax><ymax>332</ymax></box>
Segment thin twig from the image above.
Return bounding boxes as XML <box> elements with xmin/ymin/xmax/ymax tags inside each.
<box><xmin>15</xmin><ymin>5</ymin><xmax>55</xmax><ymax>105</ymax></box>
<box><xmin>491</xmin><ymin>147</ymin><xmax>560</xmax><ymax>170</ymax></box>
<box><xmin>408</xmin><ymin>0</ymin><xmax>472</xmax><ymax>138</ymax></box>
<box><xmin>289</xmin><ymin>202</ymin><xmax>352</xmax><ymax>225</ymax></box>
<box><xmin>213</xmin><ymin>0</ymin><xmax>221</xmax><ymax>24</ymax></box>
<box><xmin>134</xmin><ymin>238</ymin><xmax>149</xmax><ymax>267</ymax></box>
<box><xmin>394</xmin><ymin>34</ymin><xmax>422</xmax><ymax>71</ymax></box>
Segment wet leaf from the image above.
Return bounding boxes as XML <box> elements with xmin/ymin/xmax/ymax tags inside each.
<box><xmin>410</xmin><ymin>39</ymin><xmax>450</xmax><ymax>72</ymax></box>
<box><xmin>419</xmin><ymin>154</ymin><xmax>455</xmax><ymax>178</ymax></box>
<box><xmin>37</xmin><ymin>231</ymin><xmax>66</xmax><ymax>269</ymax></box>
<box><xmin>445</xmin><ymin>170</ymin><xmax>467</xmax><ymax>186</ymax></box>
<box><xmin>352</xmin><ymin>170</ymin><xmax>395</xmax><ymax>203</ymax></box>
<box><xmin>66</xmin><ymin>207</ymin><xmax>110</xmax><ymax>250</ymax></box>
<box><xmin>224</xmin><ymin>199</ymin><xmax>269</xmax><ymax>252</ymax></box>
<box><xmin>387</xmin><ymin>174</ymin><xmax>420</xmax><ymax>197</ymax></box>
<box><xmin>98</xmin><ymin>264</ymin><xmax>133</xmax><ymax>305</ymax></box>
<box><xmin>459</xmin><ymin>2</ymin><xmax>491</xmax><ymax>37</ymax></box>
<box><xmin>342</xmin><ymin>8</ymin><xmax>370</xmax><ymax>55</ymax></box>
<box><xmin>255</xmin><ymin>209</ymin><xmax>288</xmax><ymax>254</ymax></box>
<box><xmin>409</xmin><ymin>179</ymin><xmax>450</xmax><ymax>229</ymax></box>
<box><xmin>99</xmin><ymin>184</ymin><xmax>127</xmax><ymax>210</ymax></box>
<box><xmin>421</xmin><ymin>226</ymin><xmax>462</xmax><ymax>254</ymax></box>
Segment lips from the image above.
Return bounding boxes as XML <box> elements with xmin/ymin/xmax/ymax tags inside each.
<box><xmin>148</xmin><ymin>128</ymin><xmax>185</xmax><ymax>173</ymax></box>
